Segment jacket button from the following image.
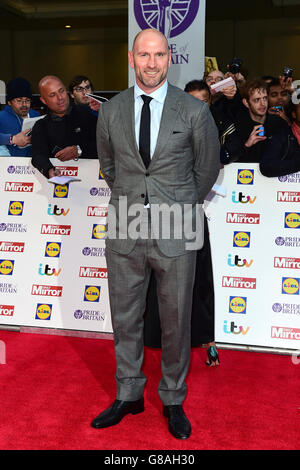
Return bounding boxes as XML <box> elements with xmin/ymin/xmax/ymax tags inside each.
<box><xmin>145</xmin><ymin>172</ymin><xmax>150</xmax><ymax>177</ymax></box>
<box><xmin>141</xmin><ymin>194</ymin><xmax>145</xmax><ymax>198</ymax></box>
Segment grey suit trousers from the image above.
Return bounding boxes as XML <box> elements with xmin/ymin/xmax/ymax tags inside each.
<box><xmin>105</xmin><ymin>209</ymin><xmax>197</xmax><ymax>405</ymax></box>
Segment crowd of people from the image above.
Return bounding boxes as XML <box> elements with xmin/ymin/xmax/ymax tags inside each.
<box><xmin>0</xmin><ymin>65</ymin><xmax>300</xmax><ymax>179</ymax></box>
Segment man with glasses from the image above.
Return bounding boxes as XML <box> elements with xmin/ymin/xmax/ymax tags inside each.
<box><xmin>69</xmin><ymin>75</ymin><xmax>100</xmax><ymax>114</ymax></box>
<box><xmin>0</xmin><ymin>77</ymin><xmax>40</xmax><ymax>156</ymax></box>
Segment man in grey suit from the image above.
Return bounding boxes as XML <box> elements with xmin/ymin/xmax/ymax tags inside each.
<box><xmin>91</xmin><ymin>29</ymin><xmax>220</xmax><ymax>439</ymax></box>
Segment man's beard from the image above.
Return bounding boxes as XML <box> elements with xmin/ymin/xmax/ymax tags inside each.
<box><xmin>20</xmin><ymin>108</ymin><xmax>29</xmax><ymax>117</ymax></box>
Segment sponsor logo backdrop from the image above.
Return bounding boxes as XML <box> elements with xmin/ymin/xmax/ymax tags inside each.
<box><xmin>205</xmin><ymin>164</ymin><xmax>300</xmax><ymax>350</ymax></box>
<box><xmin>0</xmin><ymin>158</ymin><xmax>111</xmax><ymax>333</ymax></box>
<box><xmin>0</xmin><ymin>159</ymin><xmax>299</xmax><ymax>350</ymax></box>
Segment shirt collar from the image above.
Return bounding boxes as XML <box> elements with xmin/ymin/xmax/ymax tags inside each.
<box><xmin>50</xmin><ymin>103</ymin><xmax>73</xmax><ymax>121</ymax></box>
<box><xmin>134</xmin><ymin>80</ymin><xmax>168</xmax><ymax>104</ymax></box>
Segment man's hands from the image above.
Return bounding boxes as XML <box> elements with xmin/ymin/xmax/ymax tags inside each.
<box><xmin>48</xmin><ymin>145</ymin><xmax>80</xmax><ymax>178</ymax></box>
<box><xmin>48</xmin><ymin>167</ymin><xmax>62</xmax><ymax>179</ymax></box>
<box><xmin>55</xmin><ymin>145</ymin><xmax>78</xmax><ymax>162</ymax></box>
<box><xmin>11</xmin><ymin>129</ymin><xmax>32</xmax><ymax>147</ymax></box>
<box><xmin>245</xmin><ymin>125</ymin><xmax>267</xmax><ymax>148</ymax></box>
<box><xmin>268</xmin><ymin>106</ymin><xmax>291</xmax><ymax>125</ymax></box>
<box><xmin>89</xmin><ymin>98</ymin><xmax>101</xmax><ymax>112</ymax></box>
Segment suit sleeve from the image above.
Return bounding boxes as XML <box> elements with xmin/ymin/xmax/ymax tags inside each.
<box><xmin>97</xmin><ymin>104</ymin><xmax>115</xmax><ymax>190</ymax></box>
<box><xmin>192</xmin><ymin>103</ymin><xmax>221</xmax><ymax>203</ymax></box>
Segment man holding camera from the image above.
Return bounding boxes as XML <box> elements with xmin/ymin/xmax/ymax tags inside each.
<box><xmin>233</xmin><ymin>78</ymin><xmax>289</xmax><ymax>163</ymax></box>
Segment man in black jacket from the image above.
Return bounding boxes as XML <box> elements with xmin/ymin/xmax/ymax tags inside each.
<box><xmin>31</xmin><ymin>75</ymin><xmax>97</xmax><ymax>178</ymax></box>
<box><xmin>235</xmin><ymin>78</ymin><xmax>289</xmax><ymax>163</ymax></box>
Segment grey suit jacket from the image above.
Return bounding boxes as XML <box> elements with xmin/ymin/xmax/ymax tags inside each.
<box><xmin>97</xmin><ymin>83</ymin><xmax>220</xmax><ymax>257</ymax></box>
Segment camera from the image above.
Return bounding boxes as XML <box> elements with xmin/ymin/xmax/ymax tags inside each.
<box><xmin>283</xmin><ymin>66</ymin><xmax>293</xmax><ymax>79</ymax></box>
<box><xmin>229</xmin><ymin>58</ymin><xmax>243</xmax><ymax>75</ymax></box>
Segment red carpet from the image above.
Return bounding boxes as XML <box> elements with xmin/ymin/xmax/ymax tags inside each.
<box><xmin>0</xmin><ymin>330</ymin><xmax>299</xmax><ymax>450</ymax></box>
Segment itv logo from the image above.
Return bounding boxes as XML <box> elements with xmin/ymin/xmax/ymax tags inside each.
<box><xmin>223</xmin><ymin>320</ymin><xmax>250</xmax><ymax>335</ymax></box>
<box><xmin>232</xmin><ymin>191</ymin><xmax>256</xmax><ymax>204</ymax></box>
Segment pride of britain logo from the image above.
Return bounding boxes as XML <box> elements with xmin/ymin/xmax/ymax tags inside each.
<box><xmin>134</xmin><ymin>0</ymin><xmax>200</xmax><ymax>39</ymax></box>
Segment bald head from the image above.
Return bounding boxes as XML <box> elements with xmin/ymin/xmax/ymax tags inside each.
<box><xmin>38</xmin><ymin>75</ymin><xmax>69</xmax><ymax>116</ymax></box>
<box><xmin>129</xmin><ymin>28</ymin><xmax>171</xmax><ymax>94</ymax></box>
<box><xmin>132</xmin><ymin>28</ymin><xmax>169</xmax><ymax>53</ymax></box>
<box><xmin>39</xmin><ymin>75</ymin><xmax>64</xmax><ymax>95</ymax></box>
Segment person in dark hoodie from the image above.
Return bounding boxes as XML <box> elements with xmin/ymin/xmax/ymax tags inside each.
<box><xmin>0</xmin><ymin>77</ymin><xmax>40</xmax><ymax>156</ymax></box>
<box><xmin>260</xmin><ymin>100</ymin><xmax>300</xmax><ymax>177</ymax></box>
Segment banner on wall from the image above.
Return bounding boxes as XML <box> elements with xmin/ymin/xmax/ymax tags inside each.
<box><xmin>0</xmin><ymin>158</ymin><xmax>299</xmax><ymax>351</ymax></box>
<box><xmin>0</xmin><ymin>158</ymin><xmax>112</xmax><ymax>334</ymax></box>
<box><xmin>205</xmin><ymin>164</ymin><xmax>300</xmax><ymax>351</ymax></box>
<box><xmin>128</xmin><ymin>0</ymin><xmax>206</xmax><ymax>90</ymax></box>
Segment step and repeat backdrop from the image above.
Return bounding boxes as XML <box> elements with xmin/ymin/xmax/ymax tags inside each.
<box><xmin>204</xmin><ymin>164</ymin><xmax>300</xmax><ymax>350</ymax></box>
<box><xmin>0</xmin><ymin>158</ymin><xmax>299</xmax><ymax>350</ymax></box>
<box><xmin>0</xmin><ymin>158</ymin><xmax>112</xmax><ymax>334</ymax></box>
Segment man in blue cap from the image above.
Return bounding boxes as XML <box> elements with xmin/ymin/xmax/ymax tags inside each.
<box><xmin>0</xmin><ymin>77</ymin><xmax>40</xmax><ymax>156</ymax></box>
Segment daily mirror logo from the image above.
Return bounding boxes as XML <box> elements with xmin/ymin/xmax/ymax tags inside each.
<box><xmin>0</xmin><ymin>305</ymin><xmax>14</xmax><ymax>317</ymax></box>
<box><xmin>5</xmin><ymin>182</ymin><xmax>34</xmax><ymax>192</ymax></box>
<box><xmin>226</xmin><ymin>213</ymin><xmax>260</xmax><ymax>225</ymax></box>
<box><xmin>0</xmin><ymin>241</ymin><xmax>25</xmax><ymax>253</ymax></box>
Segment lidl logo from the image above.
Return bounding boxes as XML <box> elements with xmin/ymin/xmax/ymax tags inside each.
<box><xmin>45</xmin><ymin>242</ymin><xmax>61</xmax><ymax>258</ymax></box>
<box><xmin>237</xmin><ymin>169</ymin><xmax>254</xmax><ymax>185</ymax></box>
<box><xmin>92</xmin><ymin>224</ymin><xmax>107</xmax><ymax>240</ymax></box>
<box><xmin>35</xmin><ymin>303</ymin><xmax>52</xmax><ymax>320</ymax></box>
<box><xmin>84</xmin><ymin>285</ymin><xmax>101</xmax><ymax>302</ymax></box>
<box><xmin>233</xmin><ymin>231</ymin><xmax>251</xmax><ymax>248</ymax></box>
<box><xmin>229</xmin><ymin>296</ymin><xmax>247</xmax><ymax>314</ymax></box>
<box><xmin>284</xmin><ymin>212</ymin><xmax>300</xmax><ymax>229</ymax></box>
<box><xmin>8</xmin><ymin>201</ymin><xmax>24</xmax><ymax>216</ymax></box>
<box><xmin>53</xmin><ymin>184</ymin><xmax>69</xmax><ymax>198</ymax></box>
<box><xmin>0</xmin><ymin>259</ymin><xmax>14</xmax><ymax>275</ymax></box>
<box><xmin>282</xmin><ymin>277</ymin><xmax>300</xmax><ymax>295</ymax></box>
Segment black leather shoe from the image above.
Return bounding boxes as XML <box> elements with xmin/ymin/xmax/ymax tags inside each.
<box><xmin>163</xmin><ymin>405</ymin><xmax>191</xmax><ymax>440</ymax></box>
<box><xmin>91</xmin><ymin>398</ymin><xmax>144</xmax><ymax>429</ymax></box>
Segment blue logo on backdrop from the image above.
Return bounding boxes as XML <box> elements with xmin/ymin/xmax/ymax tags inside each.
<box><xmin>134</xmin><ymin>0</ymin><xmax>200</xmax><ymax>38</ymax></box>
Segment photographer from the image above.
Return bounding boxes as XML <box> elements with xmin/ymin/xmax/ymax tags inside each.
<box><xmin>208</xmin><ymin>59</ymin><xmax>245</xmax><ymax>128</ymax></box>
<box><xmin>205</xmin><ymin>60</ymin><xmax>245</xmax><ymax>164</ymax></box>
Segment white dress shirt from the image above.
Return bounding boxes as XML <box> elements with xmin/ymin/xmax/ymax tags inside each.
<box><xmin>134</xmin><ymin>80</ymin><xmax>168</xmax><ymax>159</ymax></box>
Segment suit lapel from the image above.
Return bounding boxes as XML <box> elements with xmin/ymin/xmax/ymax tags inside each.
<box><xmin>150</xmin><ymin>84</ymin><xmax>181</xmax><ymax>167</ymax></box>
<box><xmin>119</xmin><ymin>84</ymin><xmax>181</xmax><ymax>168</ymax></box>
